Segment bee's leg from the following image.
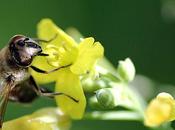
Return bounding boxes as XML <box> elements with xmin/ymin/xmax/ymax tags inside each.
<box><xmin>37</xmin><ymin>53</ymin><xmax>49</xmax><ymax>56</ymax></box>
<box><xmin>30</xmin><ymin>64</ymin><xmax>71</xmax><ymax>74</ymax></box>
<box><xmin>32</xmin><ymin>34</ymin><xmax>58</xmax><ymax>43</ymax></box>
<box><xmin>29</xmin><ymin>76</ymin><xmax>79</xmax><ymax>103</ymax></box>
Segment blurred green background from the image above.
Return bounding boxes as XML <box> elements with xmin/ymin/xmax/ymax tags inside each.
<box><xmin>0</xmin><ymin>0</ymin><xmax>175</xmax><ymax>129</ymax></box>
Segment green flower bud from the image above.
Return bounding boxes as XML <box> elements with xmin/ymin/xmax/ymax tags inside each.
<box><xmin>82</xmin><ymin>76</ymin><xmax>111</xmax><ymax>93</ymax></box>
<box><xmin>95</xmin><ymin>83</ymin><xmax>135</xmax><ymax>109</ymax></box>
<box><xmin>3</xmin><ymin>108</ymin><xmax>71</xmax><ymax>130</ymax></box>
<box><xmin>96</xmin><ymin>88</ymin><xmax>119</xmax><ymax>109</ymax></box>
<box><xmin>81</xmin><ymin>77</ymin><xmax>97</xmax><ymax>92</ymax></box>
<box><xmin>117</xmin><ymin>58</ymin><xmax>135</xmax><ymax>82</ymax></box>
<box><xmin>89</xmin><ymin>96</ymin><xmax>104</xmax><ymax>109</ymax></box>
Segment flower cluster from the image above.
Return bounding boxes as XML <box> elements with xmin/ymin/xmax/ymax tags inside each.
<box><xmin>30</xmin><ymin>19</ymin><xmax>104</xmax><ymax>119</ymax></box>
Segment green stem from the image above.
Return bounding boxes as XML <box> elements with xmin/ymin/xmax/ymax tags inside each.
<box><xmin>125</xmin><ymin>86</ymin><xmax>146</xmax><ymax>118</ymax></box>
<box><xmin>84</xmin><ymin>111</ymin><xmax>143</xmax><ymax>121</ymax></box>
<box><xmin>149</xmin><ymin>123</ymin><xmax>174</xmax><ymax>130</ymax></box>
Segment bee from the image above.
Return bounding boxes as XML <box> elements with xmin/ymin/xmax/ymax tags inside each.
<box><xmin>0</xmin><ymin>35</ymin><xmax>78</xmax><ymax>128</ymax></box>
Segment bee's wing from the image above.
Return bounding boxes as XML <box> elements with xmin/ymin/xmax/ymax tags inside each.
<box><xmin>0</xmin><ymin>79</ymin><xmax>14</xmax><ymax>128</ymax></box>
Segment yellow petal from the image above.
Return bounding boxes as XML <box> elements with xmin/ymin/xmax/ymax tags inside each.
<box><xmin>144</xmin><ymin>92</ymin><xmax>175</xmax><ymax>127</ymax></box>
<box><xmin>145</xmin><ymin>99</ymin><xmax>171</xmax><ymax>127</ymax></box>
<box><xmin>3</xmin><ymin>108</ymin><xmax>71</xmax><ymax>130</ymax></box>
<box><xmin>70</xmin><ymin>37</ymin><xmax>104</xmax><ymax>75</ymax></box>
<box><xmin>37</xmin><ymin>19</ymin><xmax>78</xmax><ymax>66</ymax></box>
<box><xmin>55</xmin><ymin>68</ymin><xmax>86</xmax><ymax>119</ymax></box>
<box><xmin>31</xmin><ymin>18</ymin><xmax>79</xmax><ymax>84</ymax></box>
<box><xmin>38</xmin><ymin>19</ymin><xmax>77</xmax><ymax>47</ymax></box>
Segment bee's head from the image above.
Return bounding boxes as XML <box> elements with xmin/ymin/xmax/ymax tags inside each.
<box><xmin>9</xmin><ymin>35</ymin><xmax>42</xmax><ymax>67</ymax></box>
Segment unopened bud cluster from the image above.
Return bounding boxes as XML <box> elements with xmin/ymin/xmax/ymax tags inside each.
<box><xmin>83</xmin><ymin>58</ymin><xmax>136</xmax><ymax>109</ymax></box>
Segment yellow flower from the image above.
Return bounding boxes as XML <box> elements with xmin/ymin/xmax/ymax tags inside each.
<box><xmin>3</xmin><ymin>108</ymin><xmax>71</xmax><ymax>130</ymax></box>
<box><xmin>31</xmin><ymin>19</ymin><xmax>104</xmax><ymax>119</ymax></box>
<box><xmin>144</xmin><ymin>92</ymin><xmax>175</xmax><ymax>127</ymax></box>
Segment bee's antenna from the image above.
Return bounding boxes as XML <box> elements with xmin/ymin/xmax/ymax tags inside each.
<box><xmin>33</xmin><ymin>34</ymin><xmax>58</xmax><ymax>44</ymax></box>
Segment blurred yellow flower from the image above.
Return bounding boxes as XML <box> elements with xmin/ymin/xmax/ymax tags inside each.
<box><xmin>144</xmin><ymin>92</ymin><xmax>175</xmax><ymax>127</ymax></box>
<box><xmin>31</xmin><ymin>19</ymin><xmax>104</xmax><ymax>119</ymax></box>
<box><xmin>3</xmin><ymin>108</ymin><xmax>71</xmax><ymax>130</ymax></box>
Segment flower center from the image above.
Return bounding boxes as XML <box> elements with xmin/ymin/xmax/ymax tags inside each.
<box><xmin>44</xmin><ymin>43</ymin><xmax>78</xmax><ymax>67</ymax></box>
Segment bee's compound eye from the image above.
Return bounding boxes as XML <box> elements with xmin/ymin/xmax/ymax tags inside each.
<box><xmin>17</xmin><ymin>40</ymin><xmax>25</xmax><ymax>46</ymax></box>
